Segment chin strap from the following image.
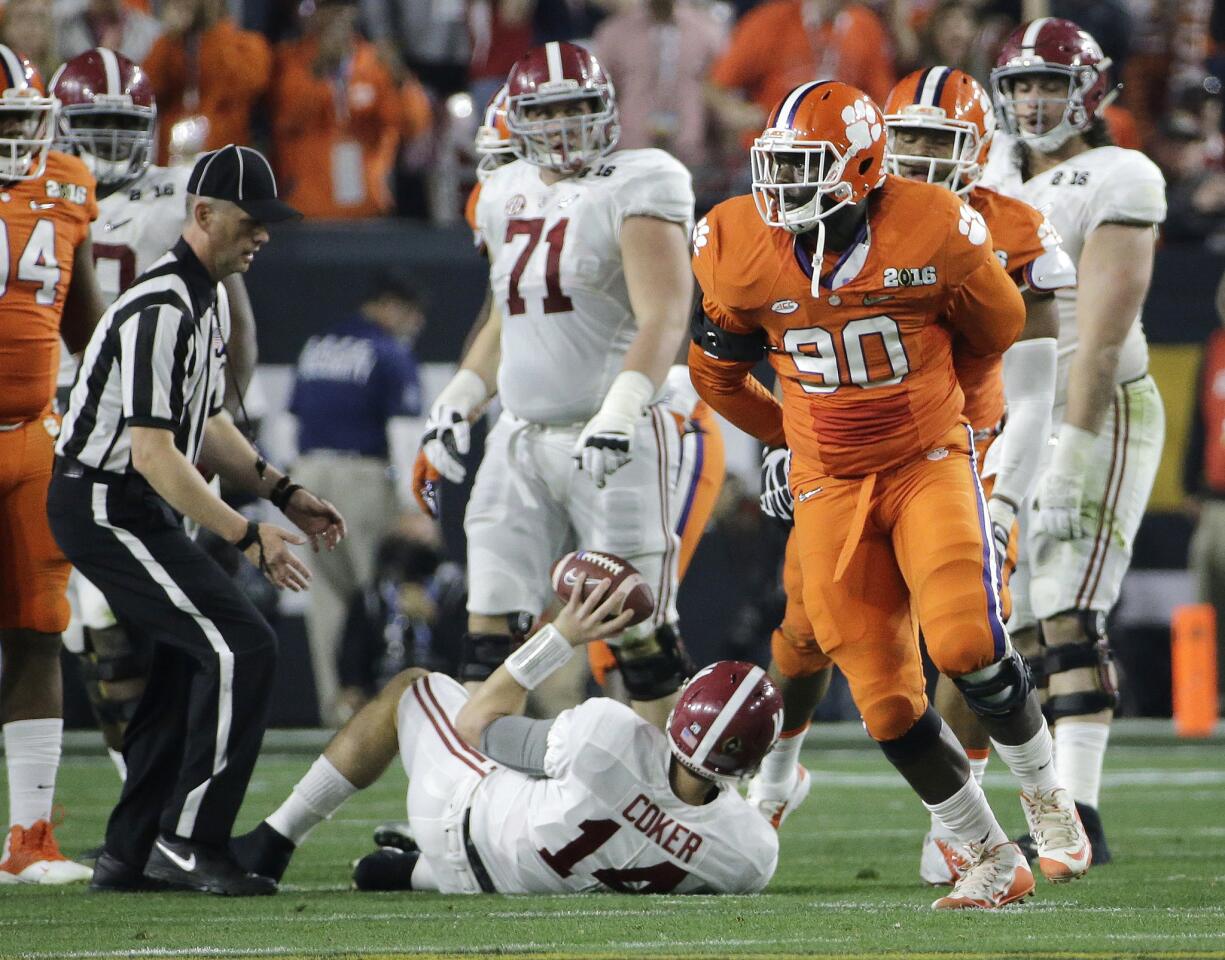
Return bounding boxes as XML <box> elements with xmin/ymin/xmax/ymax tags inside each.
<box><xmin>809</xmin><ymin>219</ymin><xmax>826</xmax><ymax>299</ymax></box>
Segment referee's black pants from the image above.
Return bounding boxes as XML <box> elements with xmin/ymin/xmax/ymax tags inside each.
<box><xmin>47</xmin><ymin>461</ymin><xmax>277</xmax><ymax>871</ymax></box>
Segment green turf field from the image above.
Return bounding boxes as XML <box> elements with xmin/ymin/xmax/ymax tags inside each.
<box><xmin>4</xmin><ymin>727</ymin><xmax>1223</xmax><ymax>960</ymax></box>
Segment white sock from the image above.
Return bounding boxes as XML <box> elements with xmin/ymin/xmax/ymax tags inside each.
<box><xmin>758</xmin><ymin>724</ymin><xmax>808</xmax><ymax>786</ymax></box>
<box><xmin>4</xmin><ymin>719</ymin><xmax>63</xmax><ymax>829</ymax></box>
<box><xmin>991</xmin><ymin>722</ymin><xmax>1060</xmax><ymax>795</ymax></box>
<box><xmin>108</xmin><ymin>748</ymin><xmax>127</xmax><ymax>782</ymax></box>
<box><xmin>1054</xmin><ymin>720</ymin><xmax>1110</xmax><ymax>809</ymax></box>
<box><xmin>930</xmin><ymin>753</ymin><xmax>989</xmax><ymax>839</ymax></box>
<box><xmin>266</xmin><ymin>756</ymin><xmax>357</xmax><ymax>846</ymax></box>
<box><xmin>923</xmin><ymin>777</ymin><xmax>1008</xmax><ymax>849</ymax></box>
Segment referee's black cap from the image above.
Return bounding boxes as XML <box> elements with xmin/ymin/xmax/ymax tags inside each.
<box><xmin>187</xmin><ymin>144</ymin><xmax>302</xmax><ymax>223</ymax></box>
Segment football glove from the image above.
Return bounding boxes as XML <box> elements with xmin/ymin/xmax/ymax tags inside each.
<box><xmin>1036</xmin><ymin>423</ymin><xmax>1097</xmax><ymax>541</ymax></box>
<box><xmin>420</xmin><ymin>369</ymin><xmax>488</xmax><ymax>484</ymax></box>
<box><xmin>759</xmin><ymin>447</ymin><xmax>793</xmax><ymax>523</ymax></box>
<box><xmin>411</xmin><ymin>449</ymin><xmax>442</xmax><ymax>518</ymax></box>
<box><xmin>574</xmin><ymin>371</ymin><xmax>655</xmax><ymax>489</ymax></box>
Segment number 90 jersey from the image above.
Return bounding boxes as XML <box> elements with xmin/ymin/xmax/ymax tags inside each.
<box><xmin>475</xmin><ymin>149</ymin><xmax>693</xmax><ymax>425</ymax></box>
<box><xmin>691</xmin><ymin>177</ymin><xmax>1024</xmax><ymax>480</ymax></box>
<box><xmin>469</xmin><ymin>699</ymin><xmax>778</xmax><ymax>894</ymax></box>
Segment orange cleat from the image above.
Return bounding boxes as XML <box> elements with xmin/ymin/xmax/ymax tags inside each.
<box><xmin>0</xmin><ymin>820</ymin><xmax>93</xmax><ymax>885</ymax></box>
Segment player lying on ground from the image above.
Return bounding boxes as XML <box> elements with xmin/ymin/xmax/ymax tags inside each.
<box><xmin>231</xmin><ymin>579</ymin><xmax>782</xmax><ymax>894</ymax></box>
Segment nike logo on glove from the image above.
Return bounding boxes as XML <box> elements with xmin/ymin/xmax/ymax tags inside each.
<box><xmin>155</xmin><ymin>841</ymin><xmax>196</xmax><ymax>872</ymax></box>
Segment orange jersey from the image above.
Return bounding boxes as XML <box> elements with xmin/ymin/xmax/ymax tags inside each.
<box><xmin>0</xmin><ymin>151</ymin><xmax>98</xmax><ymax>423</ymax></box>
<box><xmin>690</xmin><ymin>176</ymin><xmax>1023</xmax><ymax>481</ymax></box>
<box><xmin>954</xmin><ymin>185</ymin><xmax>1050</xmax><ymax>433</ymax></box>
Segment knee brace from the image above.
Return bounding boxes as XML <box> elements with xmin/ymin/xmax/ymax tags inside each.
<box><xmin>953</xmin><ymin>647</ymin><xmax>1034</xmax><ymax>719</ymax></box>
<box><xmin>460</xmin><ymin>613</ymin><xmax>534</xmax><ymax>683</ymax></box>
<box><xmin>79</xmin><ymin>625</ymin><xmax>152</xmax><ymax>726</ymax></box>
<box><xmin>611</xmin><ymin>623</ymin><xmax>695</xmax><ymax>701</ymax></box>
<box><xmin>1043</xmin><ymin>611</ymin><xmax>1120</xmax><ymax>721</ymax></box>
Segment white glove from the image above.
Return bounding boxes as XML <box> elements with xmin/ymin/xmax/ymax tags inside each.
<box><xmin>574</xmin><ymin>371</ymin><xmax>655</xmax><ymax>488</ymax></box>
<box><xmin>1036</xmin><ymin>423</ymin><xmax>1096</xmax><ymax>541</ymax></box>
<box><xmin>986</xmin><ymin>495</ymin><xmax>1016</xmax><ymax>570</ymax></box>
<box><xmin>421</xmin><ymin>369</ymin><xmax>489</xmax><ymax>484</ymax></box>
<box><xmin>759</xmin><ymin>447</ymin><xmax>793</xmax><ymax>523</ymax></box>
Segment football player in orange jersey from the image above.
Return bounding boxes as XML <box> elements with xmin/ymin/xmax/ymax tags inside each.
<box><xmin>0</xmin><ymin>46</ymin><xmax>107</xmax><ymax>884</ymax></box>
<box><xmin>689</xmin><ymin>80</ymin><xmax>1089</xmax><ymax>908</ymax></box>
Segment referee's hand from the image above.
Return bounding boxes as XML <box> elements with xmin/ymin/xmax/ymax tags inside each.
<box><xmin>245</xmin><ymin>524</ymin><xmax>312</xmax><ymax>592</ymax></box>
<box><xmin>283</xmin><ymin>489</ymin><xmax>347</xmax><ymax>552</ymax></box>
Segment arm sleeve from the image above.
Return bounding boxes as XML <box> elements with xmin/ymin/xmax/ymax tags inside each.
<box><xmin>1086</xmin><ymin>152</ymin><xmax>1167</xmax><ymax>231</ymax></box>
<box><xmin>988</xmin><ymin>337</ymin><xmax>1057</xmax><ymax>507</ymax></box>
<box><xmin>479</xmin><ymin>716</ymin><xmax>554</xmax><ymax>776</ymax></box>
<box><xmin>120</xmin><ymin>304</ymin><xmax>192</xmax><ymax>429</ymax></box>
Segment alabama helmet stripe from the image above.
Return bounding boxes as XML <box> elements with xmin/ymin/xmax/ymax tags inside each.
<box><xmin>689</xmin><ymin>665</ymin><xmax>766</xmax><ymax>769</ymax></box>
<box><xmin>545</xmin><ymin>41</ymin><xmax>564</xmax><ymax>83</ymax></box>
<box><xmin>1021</xmin><ymin>17</ymin><xmax>1051</xmax><ymax>53</ymax></box>
<box><xmin>97</xmin><ymin>46</ymin><xmax>122</xmax><ymax>96</ymax></box>
<box><xmin>0</xmin><ymin>45</ymin><xmax>25</xmax><ymax>91</ymax></box>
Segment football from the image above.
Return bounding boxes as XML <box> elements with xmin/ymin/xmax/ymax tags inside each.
<box><xmin>550</xmin><ymin>550</ymin><xmax>654</xmax><ymax>628</ymax></box>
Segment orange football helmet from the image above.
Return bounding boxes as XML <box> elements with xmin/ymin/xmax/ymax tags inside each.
<box><xmin>474</xmin><ymin>83</ymin><xmax>515</xmax><ymax>182</ymax></box>
<box><xmin>883</xmin><ymin>67</ymin><xmax>994</xmax><ymax>195</ymax></box>
<box><xmin>0</xmin><ymin>45</ymin><xmax>56</xmax><ymax>181</ymax></box>
<box><xmin>752</xmin><ymin>81</ymin><xmax>886</xmax><ymax>293</ymax></box>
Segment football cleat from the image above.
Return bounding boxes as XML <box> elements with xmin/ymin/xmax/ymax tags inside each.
<box><xmin>372</xmin><ymin>820</ymin><xmax>419</xmax><ymax>854</ymax></box>
<box><xmin>0</xmin><ymin>820</ymin><xmax>93</xmax><ymax>884</ymax></box>
<box><xmin>352</xmin><ymin>846</ymin><xmax>419</xmax><ymax>891</ymax></box>
<box><xmin>919</xmin><ymin>831</ymin><xmax>972</xmax><ymax>886</ymax></box>
<box><xmin>745</xmin><ymin>764</ymin><xmax>811</xmax><ymax>830</ymax></box>
<box><xmin>229</xmin><ymin>822</ymin><xmax>297</xmax><ymax>883</ymax></box>
<box><xmin>1020</xmin><ymin>787</ymin><xmax>1092</xmax><ymax>882</ymax></box>
<box><xmin>931</xmin><ymin>842</ymin><xmax>1034</xmax><ymax>910</ymax></box>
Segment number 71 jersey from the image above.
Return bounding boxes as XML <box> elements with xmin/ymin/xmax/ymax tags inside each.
<box><xmin>692</xmin><ymin>177</ymin><xmax>1023</xmax><ymax>478</ymax></box>
<box><xmin>475</xmin><ymin>149</ymin><xmax>693</xmax><ymax>425</ymax></box>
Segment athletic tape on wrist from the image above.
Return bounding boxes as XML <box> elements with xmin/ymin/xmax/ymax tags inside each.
<box><xmin>504</xmin><ymin>624</ymin><xmax>574</xmax><ymax>690</ymax></box>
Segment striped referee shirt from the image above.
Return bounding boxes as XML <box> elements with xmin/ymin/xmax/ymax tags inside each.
<box><xmin>57</xmin><ymin>238</ymin><xmax>231</xmax><ymax>474</ymax></box>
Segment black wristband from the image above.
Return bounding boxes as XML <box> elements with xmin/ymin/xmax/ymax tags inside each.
<box><xmin>269</xmin><ymin>475</ymin><xmax>303</xmax><ymax>511</ymax></box>
<box><xmin>234</xmin><ymin>519</ymin><xmax>261</xmax><ymax>551</ymax></box>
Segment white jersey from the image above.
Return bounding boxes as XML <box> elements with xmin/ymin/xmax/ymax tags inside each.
<box><xmin>981</xmin><ymin>137</ymin><xmax>1166</xmax><ymax>411</ymax></box>
<box><xmin>468</xmin><ymin>699</ymin><xmax>778</xmax><ymax>894</ymax></box>
<box><xmin>475</xmin><ymin>149</ymin><xmax>694</xmax><ymax>424</ymax></box>
<box><xmin>57</xmin><ymin>164</ymin><xmax>191</xmax><ymax>389</ymax></box>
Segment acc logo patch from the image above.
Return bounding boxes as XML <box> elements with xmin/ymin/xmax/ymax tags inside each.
<box><xmin>771</xmin><ymin>299</ymin><xmax>799</xmax><ymax>314</ymax></box>
<box><xmin>505</xmin><ymin>194</ymin><xmax>526</xmax><ymax>216</ymax></box>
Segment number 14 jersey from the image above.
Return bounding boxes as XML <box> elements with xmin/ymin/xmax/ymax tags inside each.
<box><xmin>468</xmin><ymin>698</ymin><xmax>778</xmax><ymax>894</ymax></box>
<box><xmin>475</xmin><ymin>149</ymin><xmax>693</xmax><ymax>425</ymax></box>
<box><xmin>691</xmin><ymin>176</ymin><xmax>1022</xmax><ymax>480</ymax></box>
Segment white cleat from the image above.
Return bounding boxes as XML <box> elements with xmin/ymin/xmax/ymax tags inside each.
<box><xmin>746</xmin><ymin>764</ymin><xmax>811</xmax><ymax>829</ymax></box>
<box><xmin>919</xmin><ymin>831</ymin><xmax>972</xmax><ymax>886</ymax></box>
<box><xmin>0</xmin><ymin>822</ymin><xmax>93</xmax><ymax>885</ymax></box>
<box><xmin>931</xmin><ymin>841</ymin><xmax>1034</xmax><ymax>910</ymax></box>
<box><xmin>1020</xmin><ymin>786</ymin><xmax>1092</xmax><ymax>883</ymax></box>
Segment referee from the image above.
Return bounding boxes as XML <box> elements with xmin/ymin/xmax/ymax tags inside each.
<box><xmin>47</xmin><ymin>145</ymin><xmax>346</xmax><ymax>896</ymax></box>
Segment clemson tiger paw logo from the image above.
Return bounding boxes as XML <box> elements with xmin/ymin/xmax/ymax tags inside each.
<box><xmin>691</xmin><ymin>217</ymin><xmax>710</xmax><ymax>253</ymax></box>
<box><xmin>958</xmin><ymin>205</ymin><xmax>988</xmax><ymax>246</ymax></box>
<box><xmin>841</xmin><ymin>98</ymin><xmax>882</xmax><ymax>157</ymax></box>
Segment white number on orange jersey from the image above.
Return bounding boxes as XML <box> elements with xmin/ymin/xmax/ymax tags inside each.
<box><xmin>0</xmin><ymin>218</ymin><xmax>61</xmax><ymax>305</ymax></box>
<box><xmin>784</xmin><ymin>314</ymin><xmax>910</xmax><ymax>394</ymax></box>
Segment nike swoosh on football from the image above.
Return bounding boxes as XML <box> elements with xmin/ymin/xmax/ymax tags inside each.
<box><xmin>105</xmin><ymin>218</ymin><xmax>132</xmax><ymax>231</ymax></box>
<box><xmin>155</xmin><ymin>841</ymin><xmax>196</xmax><ymax>872</ymax></box>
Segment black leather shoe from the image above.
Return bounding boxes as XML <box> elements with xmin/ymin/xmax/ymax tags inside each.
<box><xmin>352</xmin><ymin>847</ymin><xmax>419</xmax><ymax>891</ymax></box>
<box><xmin>144</xmin><ymin>834</ymin><xmax>276</xmax><ymax>896</ymax></box>
<box><xmin>229</xmin><ymin>822</ymin><xmax>296</xmax><ymax>882</ymax></box>
<box><xmin>90</xmin><ymin>851</ymin><xmax>170</xmax><ymax>892</ymax></box>
<box><xmin>372</xmin><ymin>820</ymin><xmax>419</xmax><ymax>854</ymax></box>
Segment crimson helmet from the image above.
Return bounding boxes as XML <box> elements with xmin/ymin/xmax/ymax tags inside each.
<box><xmin>0</xmin><ymin>45</ymin><xmax>56</xmax><ymax>181</ymax></box>
<box><xmin>51</xmin><ymin>47</ymin><xmax>156</xmax><ymax>188</ymax></box>
<box><xmin>505</xmin><ymin>41</ymin><xmax>618</xmax><ymax>173</ymax></box>
<box><xmin>667</xmin><ymin>662</ymin><xmax>784</xmax><ymax>781</ymax></box>
<box><xmin>884</xmin><ymin>67</ymin><xmax>995</xmax><ymax>195</ymax></box>
<box><xmin>990</xmin><ymin>18</ymin><xmax>1117</xmax><ymax>152</ymax></box>
<box><xmin>475</xmin><ymin>83</ymin><xmax>514</xmax><ymax>182</ymax></box>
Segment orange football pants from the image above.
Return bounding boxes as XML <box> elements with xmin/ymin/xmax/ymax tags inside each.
<box><xmin>589</xmin><ymin>403</ymin><xmax>726</xmax><ymax>686</ymax></box>
<box><xmin>0</xmin><ymin>413</ymin><xmax>71</xmax><ymax>633</ymax></box>
<box><xmin>786</xmin><ymin>426</ymin><xmax>1009</xmax><ymax>742</ymax></box>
